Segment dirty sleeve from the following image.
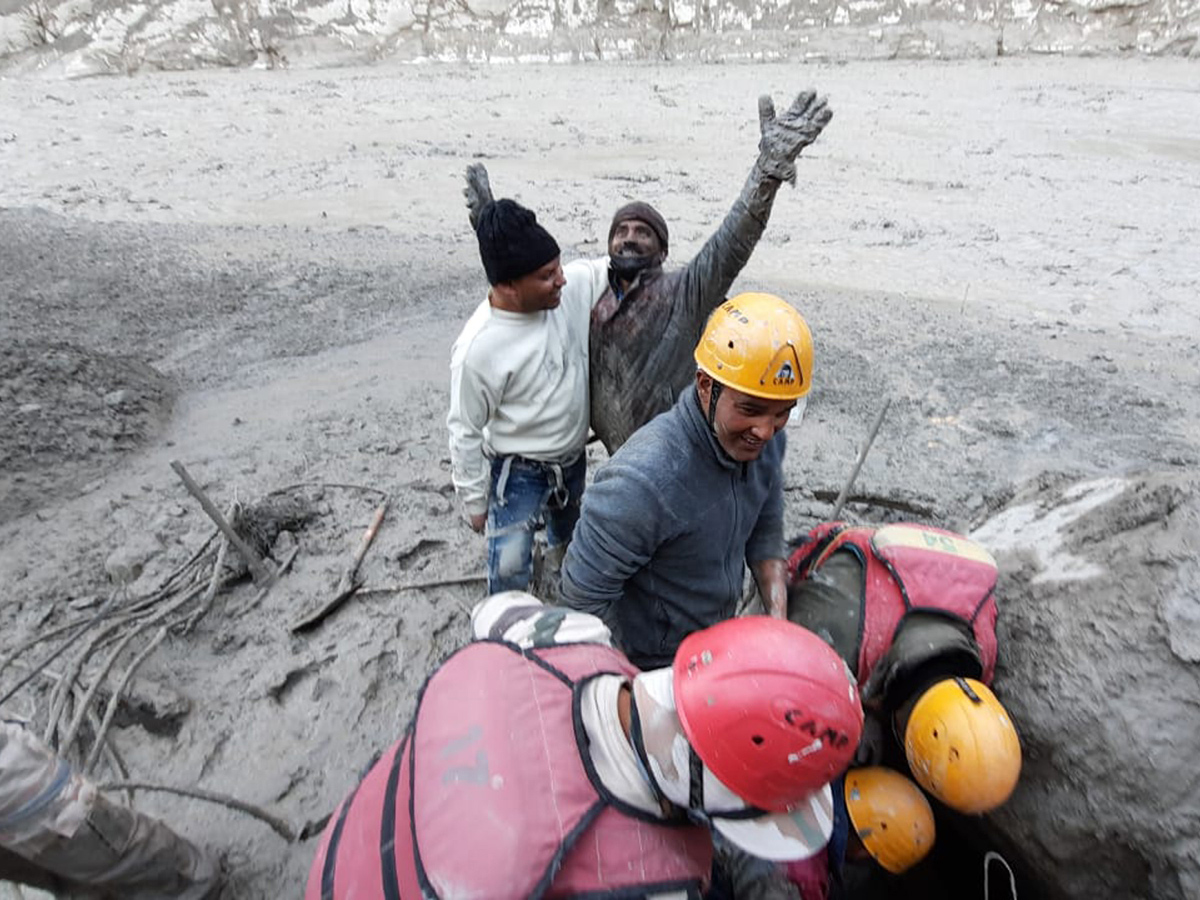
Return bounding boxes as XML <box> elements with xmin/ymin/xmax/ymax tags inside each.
<box><xmin>676</xmin><ymin>160</ymin><xmax>785</xmax><ymax>329</ymax></box>
<box><xmin>446</xmin><ymin>339</ymin><xmax>500</xmax><ymax>518</ymax></box>
<box><xmin>0</xmin><ymin>720</ymin><xmax>94</xmax><ymax>854</ymax></box>
<box><xmin>558</xmin><ymin>465</ymin><xmax>669</xmax><ymax>643</ymax></box>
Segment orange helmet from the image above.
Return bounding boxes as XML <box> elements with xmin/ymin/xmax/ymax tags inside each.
<box><xmin>843</xmin><ymin>767</ymin><xmax>935</xmax><ymax>874</ymax></box>
<box><xmin>673</xmin><ymin>616</ymin><xmax>863</xmax><ymax>811</ymax></box>
<box><xmin>904</xmin><ymin>677</ymin><xmax>1021</xmax><ymax>814</ymax></box>
<box><xmin>694</xmin><ymin>293</ymin><xmax>813</xmax><ymax>401</ymax></box>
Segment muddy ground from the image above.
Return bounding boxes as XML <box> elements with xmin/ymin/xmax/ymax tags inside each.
<box><xmin>1</xmin><ymin>58</ymin><xmax>1199</xmax><ymax>897</ymax></box>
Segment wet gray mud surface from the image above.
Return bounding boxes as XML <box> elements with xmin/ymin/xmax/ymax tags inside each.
<box><xmin>1</xmin><ymin>58</ymin><xmax>1199</xmax><ymax>897</ymax></box>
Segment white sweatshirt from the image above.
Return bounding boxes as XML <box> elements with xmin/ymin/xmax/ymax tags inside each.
<box><xmin>447</xmin><ymin>258</ymin><xmax>609</xmax><ymax>516</ymax></box>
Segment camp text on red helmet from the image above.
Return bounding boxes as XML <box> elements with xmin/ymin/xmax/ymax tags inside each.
<box><xmin>672</xmin><ymin>616</ymin><xmax>864</xmax><ymax>812</ymax></box>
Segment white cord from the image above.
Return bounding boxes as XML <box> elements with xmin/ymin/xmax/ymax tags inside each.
<box><xmin>984</xmin><ymin>850</ymin><xmax>1018</xmax><ymax>900</ymax></box>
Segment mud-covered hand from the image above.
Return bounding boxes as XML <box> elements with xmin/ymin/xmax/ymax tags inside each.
<box><xmin>757</xmin><ymin>91</ymin><xmax>833</xmax><ymax>184</ymax></box>
<box><xmin>464</xmin><ymin>163</ymin><xmax>495</xmax><ymax>232</ymax></box>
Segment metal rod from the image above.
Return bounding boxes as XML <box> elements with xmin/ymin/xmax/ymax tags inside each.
<box><xmin>831</xmin><ymin>397</ymin><xmax>892</xmax><ymax>520</ymax></box>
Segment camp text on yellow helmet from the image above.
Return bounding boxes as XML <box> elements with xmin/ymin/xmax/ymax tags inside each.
<box><xmin>903</xmin><ymin>677</ymin><xmax>1022</xmax><ymax>815</ymax></box>
<box><xmin>843</xmin><ymin>767</ymin><xmax>935</xmax><ymax>875</ymax></box>
<box><xmin>694</xmin><ymin>292</ymin><xmax>813</xmax><ymax>401</ymax></box>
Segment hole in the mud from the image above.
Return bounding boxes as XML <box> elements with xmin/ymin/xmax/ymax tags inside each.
<box><xmin>884</xmin><ymin>807</ymin><xmax>1049</xmax><ymax>900</ymax></box>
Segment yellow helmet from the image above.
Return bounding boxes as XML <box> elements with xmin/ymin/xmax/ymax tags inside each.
<box><xmin>843</xmin><ymin>767</ymin><xmax>935</xmax><ymax>874</ymax></box>
<box><xmin>694</xmin><ymin>292</ymin><xmax>813</xmax><ymax>401</ymax></box>
<box><xmin>904</xmin><ymin>677</ymin><xmax>1022</xmax><ymax>814</ymax></box>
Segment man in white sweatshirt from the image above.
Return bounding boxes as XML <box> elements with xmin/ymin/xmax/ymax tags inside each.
<box><xmin>447</xmin><ymin>198</ymin><xmax>608</xmax><ymax>594</ymax></box>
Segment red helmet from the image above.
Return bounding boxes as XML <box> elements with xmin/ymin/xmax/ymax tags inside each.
<box><xmin>673</xmin><ymin>616</ymin><xmax>863</xmax><ymax>811</ymax></box>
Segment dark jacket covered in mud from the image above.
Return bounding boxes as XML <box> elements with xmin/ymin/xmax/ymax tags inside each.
<box><xmin>589</xmin><ymin>161</ymin><xmax>801</xmax><ymax>452</ymax></box>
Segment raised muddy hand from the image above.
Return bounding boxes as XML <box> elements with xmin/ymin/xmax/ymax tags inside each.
<box><xmin>464</xmin><ymin>162</ymin><xmax>494</xmax><ymax>232</ymax></box>
<box><xmin>757</xmin><ymin>90</ymin><xmax>833</xmax><ymax>184</ymax></box>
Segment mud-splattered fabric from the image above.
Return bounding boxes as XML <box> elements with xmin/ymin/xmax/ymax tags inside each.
<box><xmin>590</xmin><ymin>161</ymin><xmax>794</xmax><ymax>453</ymax></box>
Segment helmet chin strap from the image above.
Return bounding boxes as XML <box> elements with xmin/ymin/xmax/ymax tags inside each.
<box><xmin>627</xmin><ymin>693</ymin><xmax>689</xmax><ymax>822</ymax></box>
<box><xmin>707</xmin><ymin>381</ymin><xmax>724</xmax><ymax>431</ymax></box>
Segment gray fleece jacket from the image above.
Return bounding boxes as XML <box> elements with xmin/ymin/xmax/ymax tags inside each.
<box><xmin>560</xmin><ymin>387</ymin><xmax>786</xmax><ymax>669</ymax></box>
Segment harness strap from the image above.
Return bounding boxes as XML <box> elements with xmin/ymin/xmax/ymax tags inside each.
<box><xmin>320</xmin><ymin>783</ymin><xmax>361</xmax><ymax>900</ymax></box>
<box><xmin>688</xmin><ymin>746</ymin><xmax>705</xmax><ymax>812</ymax></box>
<box><xmin>628</xmin><ymin>696</ymin><xmax>673</xmax><ymax>813</ymax></box>
<box><xmin>707</xmin><ymin>382</ymin><xmax>724</xmax><ymax>430</ymax></box>
<box><xmin>494</xmin><ymin>455</ymin><xmax>576</xmax><ymax>510</ymax></box>
<box><xmin>494</xmin><ymin>455</ymin><xmax>515</xmax><ymax>508</ymax></box>
<box><xmin>544</xmin><ymin>461</ymin><xmax>570</xmax><ymax>511</ymax></box>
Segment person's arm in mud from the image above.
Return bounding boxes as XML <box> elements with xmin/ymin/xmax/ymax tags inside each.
<box><xmin>678</xmin><ymin>91</ymin><xmax>832</xmax><ymax>320</ymax></box>
<box><xmin>446</xmin><ymin>349</ymin><xmax>497</xmax><ymax>533</ymax></box>
<box><xmin>747</xmin><ymin>433</ymin><xmax>788</xmax><ymax>618</ymax></box>
<box><xmin>558</xmin><ymin>465</ymin><xmax>672</xmax><ymax>641</ymax></box>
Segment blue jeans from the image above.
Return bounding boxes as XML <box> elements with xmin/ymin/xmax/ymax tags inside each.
<box><xmin>486</xmin><ymin>455</ymin><xmax>585</xmax><ymax>595</ymax></box>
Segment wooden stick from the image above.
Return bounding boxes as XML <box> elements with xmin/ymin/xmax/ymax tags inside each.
<box><xmin>42</xmin><ymin>619</ymin><xmax>128</xmax><ymax>746</ymax></box>
<box><xmin>247</xmin><ymin>545</ymin><xmax>300</xmax><ymax>612</ymax></box>
<box><xmin>265</xmin><ymin>481</ymin><xmax>387</xmax><ymax>500</ymax></box>
<box><xmin>85</xmin><ymin>627</ymin><xmax>169</xmax><ymax>774</ymax></box>
<box><xmin>338</xmin><ymin>499</ymin><xmax>389</xmax><ymax>597</ymax></box>
<box><xmin>97</xmin><ymin>781</ymin><xmax>296</xmax><ymax>841</ymax></box>
<box><xmin>169</xmin><ymin>460</ymin><xmax>273</xmax><ymax>584</ymax></box>
<box><xmin>183</xmin><ymin>533</ymin><xmax>231</xmax><ymax>634</ymax></box>
<box><xmin>831</xmin><ymin>397</ymin><xmax>892</xmax><ymax>520</ymax></box>
<box><xmin>291</xmin><ymin>500</ymin><xmax>388</xmax><ymax>633</ymax></box>
<box><xmin>57</xmin><ymin>583</ymin><xmax>205</xmax><ymax>753</ymax></box>
<box><xmin>0</xmin><ymin>611</ymin><xmax>104</xmax><ymax>705</ymax></box>
<box><xmin>356</xmin><ymin>574</ymin><xmax>487</xmax><ymax>595</ymax></box>
<box><xmin>350</xmin><ymin>575</ymin><xmax>484</xmax><ymax>621</ymax></box>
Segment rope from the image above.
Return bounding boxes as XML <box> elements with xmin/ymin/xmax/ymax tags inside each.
<box><xmin>984</xmin><ymin>850</ymin><xmax>1018</xmax><ymax>900</ymax></box>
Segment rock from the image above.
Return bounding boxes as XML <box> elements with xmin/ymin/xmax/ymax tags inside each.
<box><xmin>1162</xmin><ymin>557</ymin><xmax>1200</xmax><ymax>664</ymax></box>
<box><xmin>104</xmin><ymin>389</ymin><xmax>132</xmax><ymax>407</ymax></box>
<box><xmin>273</xmin><ymin>529</ymin><xmax>298</xmax><ymax>557</ymax></box>
<box><xmin>104</xmin><ymin>532</ymin><xmax>164</xmax><ymax>585</ymax></box>
<box><xmin>972</xmin><ymin>471</ymin><xmax>1200</xmax><ymax>900</ymax></box>
<box><xmin>103</xmin><ymin>675</ymin><xmax>192</xmax><ymax>737</ymax></box>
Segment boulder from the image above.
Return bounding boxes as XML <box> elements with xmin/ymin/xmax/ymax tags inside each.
<box><xmin>972</xmin><ymin>470</ymin><xmax>1200</xmax><ymax>900</ymax></box>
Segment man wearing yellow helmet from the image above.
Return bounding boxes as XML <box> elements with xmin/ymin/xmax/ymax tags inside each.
<box><xmin>787</xmin><ymin>522</ymin><xmax>1022</xmax><ymax>816</ymax></box>
<box><xmin>560</xmin><ymin>292</ymin><xmax>812</xmax><ymax>670</ymax></box>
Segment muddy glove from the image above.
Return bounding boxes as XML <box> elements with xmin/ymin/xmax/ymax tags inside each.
<box><xmin>756</xmin><ymin>91</ymin><xmax>832</xmax><ymax>185</ymax></box>
<box><xmin>464</xmin><ymin>163</ymin><xmax>495</xmax><ymax>232</ymax></box>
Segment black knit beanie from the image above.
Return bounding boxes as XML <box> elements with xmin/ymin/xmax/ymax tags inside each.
<box><xmin>475</xmin><ymin>199</ymin><xmax>561</xmax><ymax>286</ymax></box>
<box><xmin>608</xmin><ymin>201</ymin><xmax>669</xmax><ymax>255</ymax></box>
